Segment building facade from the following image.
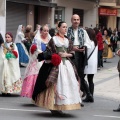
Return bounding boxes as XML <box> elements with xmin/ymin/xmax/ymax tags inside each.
<box><xmin>51</xmin><ymin>0</ymin><xmax>98</xmax><ymax>28</ymax></box>
<box><xmin>5</xmin><ymin>0</ymin><xmax>98</xmax><ymax>38</ymax></box>
<box><xmin>6</xmin><ymin>0</ymin><xmax>57</xmax><ymax>38</ymax></box>
<box><xmin>4</xmin><ymin>0</ymin><xmax>120</xmax><ymax>38</ymax></box>
<box><xmin>98</xmin><ymin>0</ymin><xmax>120</xmax><ymax>30</ymax></box>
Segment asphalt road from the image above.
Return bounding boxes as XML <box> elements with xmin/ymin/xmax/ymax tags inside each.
<box><xmin>0</xmin><ymin>56</ymin><xmax>120</xmax><ymax>120</ymax></box>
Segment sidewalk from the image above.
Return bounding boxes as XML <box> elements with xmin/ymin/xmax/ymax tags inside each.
<box><xmin>93</xmin><ymin>56</ymin><xmax>120</xmax><ymax>102</ymax></box>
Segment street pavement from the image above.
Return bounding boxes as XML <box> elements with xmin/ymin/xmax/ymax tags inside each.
<box><xmin>0</xmin><ymin>56</ymin><xmax>120</xmax><ymax>120</ymax></box>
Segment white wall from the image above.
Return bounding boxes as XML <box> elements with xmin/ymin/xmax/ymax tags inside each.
<box><xmin>51</xmin><ymin>0</ymin><xmax>97</xmax><ymax>28</ymax></box>
<box><xmin>0</xmin><ymin>17</ymin><xmax>6</xmax><ymax>38</ymax></box>
<box><xmin>84</xmin><ymin>8</ymin><xmax>97</xmax><ymax>28</ymax></box>
<box><xmin>0</xmin><ymin>0</ymin><xmax>6</xmax><ymax>39</ymax></box>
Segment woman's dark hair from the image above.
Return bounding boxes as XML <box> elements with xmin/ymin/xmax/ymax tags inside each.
<box><xmin>94</xmin><ymin>27</ymin><xmax>99</xmax><ymax>35</ymax></box>
<box><xmin>49</xmin><ymin>28</ymin><xmax>55</xmax><ymax>37</ymax></box>
<box><xmin>86</xmin><ymin>28</ymin><xmax>97</xmax><ymax>46</ymax></box>
<box><xmin>40</xmin><ymin>26</ymin><xmax>43</xmax><ymax>31</ymax></box>
<box><xmin>58</xmin><ymin>21</ymin><xmax>66</xmax><ymax>28</ymax></box>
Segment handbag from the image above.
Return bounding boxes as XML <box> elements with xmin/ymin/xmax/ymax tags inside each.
<box><xmin>37</xmin><ymin>47</ymin><xmax>52</xmax><ymax>61</ymax></box>
<box><xmin>43</xmin><ymin>47</ymin><xmax>52</xmax><ymax>60</ymax></box>
<box><xmin>87</xmin><ymin>46</ymin><xmax>96</xmax><ymax>60</ymax></box>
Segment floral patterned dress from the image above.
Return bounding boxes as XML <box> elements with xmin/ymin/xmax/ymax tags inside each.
<box><xmin>0</xmin><ymin>42</ymin><xmax>22</xmax><ymax>94</ymax></box>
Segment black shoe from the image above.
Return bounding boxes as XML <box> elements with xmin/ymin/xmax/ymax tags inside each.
<box><xmin>81</xmin><ymin>103</ymin><xmax>84</xmax><ymax>107</ymax></box>
<box><xmin>2</xmin><ymin>93</ymin><xmax>6</xmax><ymax>96</ymax></box>
<box><xmin>113</xmin><ymin>105</ymin><xmax>120</xmax><ymax>112</ymax></box>
<box><xmin>7</xmin><ymin>93</ymin><xmax>11</xmax><ymax>96</ymax></box>
<box><xmin>50</xmin><ymin>110</ymin><xmax>66</xmax><ymax>117</ymax></box>
<box><xmin>104</xmin><ymin>60</ymin><xmax>106</xmax><ymax>62</ymax></box>
<box><xmin>50</xmin><ymin>110</ymin><xmax>63</xmax><ymax>115</ymax></box>
<box><xmin>82</xmin><ymin>92</ymin><xmax>86</xmax><ymax>98</ymax></box>
<box><xmin>19</xmin><ymin>63</ymin><xmax>25</xmax><ymax>67</ymax></box>
<box><xmin>83</xmin><ymin>95</ymin><xmax>94</xmax><ymax>103</ymax></box>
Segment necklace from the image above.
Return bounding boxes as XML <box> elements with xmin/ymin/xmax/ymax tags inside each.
<box><xmin>56</xmin><ymin>33</ymin><xmax>65</xmax><ymax>39</ymax></box>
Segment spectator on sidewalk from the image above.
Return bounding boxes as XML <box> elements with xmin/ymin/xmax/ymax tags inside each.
<box><xmin>94</xmin><ymin>28</ymin><xmax>103</xmax><ymax>69</ymax></box>
<box><xmin>84</xmin><ymin>28</ymin><xmax>98</xmax><ymax>102</ymax></box>
<box><xmin>110</xmin><ymin>32</ymin><xmax>118</xmax><ymax>57</ymax></box>
<box><xmin>113</xmin><ymin>49</ymin><xmax>120</xmax><ymax>112</ymax></box>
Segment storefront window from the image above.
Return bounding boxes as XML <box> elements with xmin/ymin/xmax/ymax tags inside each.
<box><xmin>54</xmin><ymin>7</ymin><xmax>65</xmax><ymax>24</ymax></box>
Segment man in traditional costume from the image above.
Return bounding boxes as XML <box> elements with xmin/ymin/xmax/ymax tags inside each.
<box><xmin>67</xmin><ymin>14</ymin><xmax>93</xmax><ymax>102</ymax></box>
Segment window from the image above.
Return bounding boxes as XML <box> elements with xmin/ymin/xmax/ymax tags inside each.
<box><xmin>54</xmin><ymin>7</ymin><xmax>65</xmax><ymax>24</ymax></box>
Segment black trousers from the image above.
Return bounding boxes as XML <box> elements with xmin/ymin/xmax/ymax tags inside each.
<box><xmin>73</xmin><ymin>52</ymin><xmax>85</xmax><ymax>92</ymax></box>
<box><xmin>84</xmin><ymin>74</ymin><xmax>94</xmax><ymax>86</ymax></box>
<box><xmin>84</xmin><ymin>74</ymin><xmax>94</xmax><ymax>95</ymax></box>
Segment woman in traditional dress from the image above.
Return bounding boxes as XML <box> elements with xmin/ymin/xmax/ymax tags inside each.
<box><xmin>21</xmin><ymin>25</ymin><xmax>51</xmax><ymax>98</ymax></box>
<box><xmin>24</xmin><ymin>25</ymin><xmax>35</xmax><ymax>52</ymax></box>
<box><xmin>102</xmin><ymin>30</ymin><xmax>113</xmax><ymax>62</ymax></box>
<box><xmin>0</xmin><ymin>32</ymin><xmax>22</xmax><ymax>96</ymax></box>
<box><xmin>32</xmin><ymin>21</ymin><xmax>81</xmax><ymax>115</ymax></box>
<box><xmin>15</xmin><ymin>25</ymin><xmax>29</xmax><ymax>67</ymax></box>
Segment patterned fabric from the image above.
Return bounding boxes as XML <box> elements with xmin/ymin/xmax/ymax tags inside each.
<box><xmin>46</xmin><ymin>66</ymin><xmax>59</xmax><ymax>84</ymax></box>
<box><xmin>46</xmin><ymin>38</ymin><xmax>79</xmax><ymax>84</ymax></box>
<box><xmin>67</xmin><ymin>27</ymin><xmax>84</xmax><ymax>48</ymax></box>
<box><xmin>35</xmin><ymin>85</ymin><xmax>81</xmax><ymax>110</ymax></box>
<box><xmin>1</xmin><ymin>79</ymin><xmax>22</xmax><ymax>93</ymax></box>
<box><xmin>21</xmin><ymin>75</ymin><xmax>38</xmax><ymax>98</ymax></box>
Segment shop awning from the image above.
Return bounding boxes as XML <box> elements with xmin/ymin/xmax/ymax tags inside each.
<box><xmin>6</xmin><ymin>0</ymin><xmax>57</xmax><ymax>7</ymax></box>
<box><xmin>99</xmin><ymin>7</ymin><xmax>117</xmax><ymax>16</ymax></box>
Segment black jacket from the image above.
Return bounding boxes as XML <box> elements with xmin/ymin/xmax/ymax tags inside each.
<box><xmin>0</xmin><ymin>33</ymin><xmax>4</xmax><ymax>46</ymax></box>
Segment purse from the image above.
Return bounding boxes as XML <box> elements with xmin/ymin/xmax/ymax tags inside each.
<box><xmin>37</xmin><ymin>47</ymin><xmax>52</xmax><ymax>61</ymax></box>
<box><xmin>87</xmin><ymin>46</ymin><xmax>96</xmax><ymax>60</ymax></box>
<box><xmin>43</xmin><ymin>48</ymin><xmax>52</xmax><ymax>60</ymax></box>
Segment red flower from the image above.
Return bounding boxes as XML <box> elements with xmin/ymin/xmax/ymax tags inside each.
<box><xmin>30</xmin><ymin>44</ymin><xmax>37</xmax><ymax>54</ymax></box>
<box><xmin>12</xmin><ymin>50</ymin><xmax>18</xmax><ymax>58</ymax></box>
<box><xmin>51</xmin><ymin>54</ymin><xmax>61</xmax><ymax>66</ymax></box>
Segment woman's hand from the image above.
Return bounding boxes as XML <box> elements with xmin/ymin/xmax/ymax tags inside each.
<box><xmin>58</xmin><ymin>52</ymin><xmax>72</xmax><ymax>57</ymax></box>
<box><xmin>58</xmin><ymin>52</ymin><xmax>68</xmax><ymax>57</ymax></box>
<box><xmin>73</xmin><ymin>46</ymin><xmax>85</xmax><ymax>52</ymax></box>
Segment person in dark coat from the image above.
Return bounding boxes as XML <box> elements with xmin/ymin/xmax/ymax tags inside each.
<box><xmin>0</xmin><ymin>33</ymin><xmax>4</xmax><ymax>46</ymax></box>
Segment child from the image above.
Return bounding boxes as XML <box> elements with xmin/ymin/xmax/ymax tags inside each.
<box><xmin>0</xmin><ymin>32</ymin><xmax>22</xmax><ymax>96</ymax></box>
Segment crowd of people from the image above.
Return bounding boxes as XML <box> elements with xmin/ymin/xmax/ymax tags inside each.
<box><xmin>0</xmin><ymin>14</ymin><xmax>119</xmax><ymax>115</ymax></box>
